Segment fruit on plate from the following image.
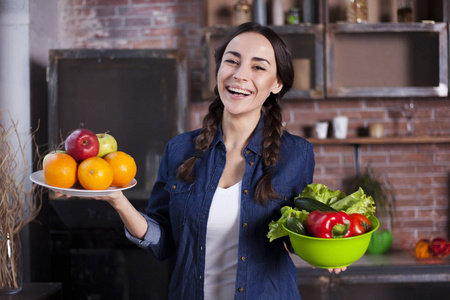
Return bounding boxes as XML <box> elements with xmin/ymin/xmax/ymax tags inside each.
<box><xmin>43</xmin><ymin>150</ymin><xmax>66</xmax><ymax>167</ymax></box>
<box><xmin>104</xmin><ymin>151</ymin><xmax>137</xmax><ymax>187</ymax></box>
<box><xmin>43</xmin><ymin>152</ymin><xmax>78</xmax><ymax>188</ymax></box>
<box><xmin>77</xmin><ymin>157</ymin><xmax>113</xmax><ymax>190</ymax></box>
<box><xmin>65</xmin><ymin>128</ymin><xmax>99</xmax><ymax>162</ymax></box>
<box><xmin>96</xmin><ymin>132</ymin><xmax>118</xmax><ymax>158</ymax></box>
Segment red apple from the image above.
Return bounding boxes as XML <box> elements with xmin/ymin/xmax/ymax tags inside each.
<box><xmin>65</xmin><ymin>128</ymin><xmax>99</xmax><ymax>162</ymax></box>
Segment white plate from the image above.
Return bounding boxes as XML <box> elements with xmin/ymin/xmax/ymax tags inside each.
<box><xmin>29</xmin><ymin>170</ymin><xmax>137</xmax><ymax>197</ymax></box>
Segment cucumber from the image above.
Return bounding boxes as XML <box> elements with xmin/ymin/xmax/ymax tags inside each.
<box><xmin>294</xmin><ymin>197</ymin><xmax>337</xmax><ymax>212</ymax></box>
<box><xmin>286</xmin><ymin>217</ymin><xmax>306</xmax><ymax>235</ymax></box>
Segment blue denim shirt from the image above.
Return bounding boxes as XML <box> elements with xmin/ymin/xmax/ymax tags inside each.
<box><xmin>126</xmin><ymin>114</ymin><xmax>315</xmax><ymax>299</ymax></box>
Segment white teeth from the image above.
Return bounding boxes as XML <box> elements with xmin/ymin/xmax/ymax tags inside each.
<box><xmin>228</xmin><ymin>87</ymin><xmax>251</xmax><ymax>95</ymax></box>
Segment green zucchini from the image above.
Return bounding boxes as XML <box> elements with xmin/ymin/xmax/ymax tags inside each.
<box><xmin>286</xmin><ymin>217</ymin><xmax>306</xmax><ymax>235</ymax></box>
<box><xmin>294</xmin><ymin>197</ymin><xmax>337</xmax><ymax>212</ymax></box>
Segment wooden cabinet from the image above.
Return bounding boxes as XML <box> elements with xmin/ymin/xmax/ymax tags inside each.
<box><xmin>202</xmin><ymin>0</ymin><xmax>449</xmax><ymax>99</ymax></box>
<box><xmin>326</xmin><ymin>22</ymin><xmax>448</xmax><ymax>98</ymax></box>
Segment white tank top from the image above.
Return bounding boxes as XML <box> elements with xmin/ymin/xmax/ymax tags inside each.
<box><xmin>204</xmin><ymin>181</ymin><xmax>241</xmax><ymax>300</ymax></box>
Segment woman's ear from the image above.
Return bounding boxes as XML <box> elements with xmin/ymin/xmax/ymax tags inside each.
<box><xmin>271</xmin><ymin>79</ymin><xmax>283</xmax><ymax>94</ymax></box>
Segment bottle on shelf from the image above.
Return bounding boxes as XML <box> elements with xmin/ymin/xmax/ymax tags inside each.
<box><xmin>345</xmin><ymin>0</ymin><xmax>368</xmax><ymax>23</ymax></box>
<box><xmin>233</xmin><ymin>0</ymin><xmax>251</xmax><ymax>26</ymax></box>
<box><xmin>253</xmin><ymin>0</ymin><xmax>267</xmax><ymax>25</ymax></box>
<box><xmin>271</xmin><ymin>0</ymin><xmax>284</xmax><ymax>26</ymax></box>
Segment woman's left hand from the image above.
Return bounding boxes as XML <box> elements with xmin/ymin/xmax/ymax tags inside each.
<box><xmin>327</xmin><ymin>267</ymin><xmax>347</xmax><ymax>274</ymax></box>
<box><xmin>311</xmin><ymin>266</ymin><xmax>348</xmax><ymax>274</ymax></box>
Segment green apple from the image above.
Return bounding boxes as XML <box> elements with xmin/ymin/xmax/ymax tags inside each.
<box><xmin>96</xmin><ymin>133</ymin><xmax>118</xmax><ymax>158</ymax></box>
<box><xmin>43</xmin><ymin>150</ymin><xmax>66</xmax><ymax>167</ymax></box>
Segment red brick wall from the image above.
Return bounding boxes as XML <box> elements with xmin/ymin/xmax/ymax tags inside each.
<box><xmin>191</xmin><ymin>98</ymin><xmax>450</xmax><ymax>251</ymax></box>
<box><xmin>62</xmin><ymin>1</ymin><xmax>450</xmax><ymax>251</ymax></box>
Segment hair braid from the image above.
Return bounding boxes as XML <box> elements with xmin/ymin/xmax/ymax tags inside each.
<box><xmin>176</xmin><ymin>97</ymin><xmax>223</xmax><ymax>182</ymax></box>
<box><xmin>254</xmin><ymin>95</ymin><xmax>284</xmax><ymax>206</ymax></box>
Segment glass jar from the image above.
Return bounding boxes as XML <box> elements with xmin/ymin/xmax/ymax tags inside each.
<box><xmin>397</xmin><ymin>0</ymin><xmax>413</xmax><ymax>22</ymax></box>
<box><xmin>346</xmin><ymin>0</ymin><xmax>367</xmax><ymax>23</ymax></box>
<box><xmin>287</xmin><ymin>7</ymin><xmax>301</xmax><ymax>25</ymax></box>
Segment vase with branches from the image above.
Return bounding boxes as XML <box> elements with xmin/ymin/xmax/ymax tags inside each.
<box><xmin>0</xmin><ymin>116</ymin><xmax>42</xmax><ymax>294</ymax></box>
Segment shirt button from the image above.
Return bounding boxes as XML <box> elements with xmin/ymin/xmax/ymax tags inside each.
<box><xmin>249</xmin><ymin>161</ymin><xmax>254</xmax><ymax>166</ymax></box>
<box><xmin>242</xmin><ymin>222</ymin><xmax>248</xmax><ymax>227</ymax></box>
<box><xmin>172</xmin><ymin>185</ymin><xmax>176</xmax><ymax>190</ymax></box>
<box><xmin>245</xmin><ymin>150</ymin><xmax>250</xmax><ymax>155</ymax></box>
<box><xmin>199</xmin><ymin>275</ymin><xmax>202</xmax><ymax>280</ymax></box>
<box><xmin>243</xmin><ymin>190</ymin><xmax>249</xmax><ymax>194</ymax></box>
<box><xmin>241</xmin><ymin>256</ymin><xmax>246</xmax><ymax>261</ymax></box>
<box><xmin>200</xmin><ymin>246</ymin><xmax>204</xmax><ymax>251</ymax></box>
<box><xmin>238</xmin><ymin>287</ymin><xmax>244</xmax><ymax>292</ymax></box>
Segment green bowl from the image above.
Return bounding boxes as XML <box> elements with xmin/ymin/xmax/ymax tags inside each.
<box><xmin>283</xmin><ymin>216</ymin><xmax>379</xmax><ymax>269</ymax></box>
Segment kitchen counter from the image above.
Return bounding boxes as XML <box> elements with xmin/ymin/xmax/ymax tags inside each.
<box><xmin>292</xmin><ymin>251</ymin><xmax>450</xmax><ymax>300</ymax></box>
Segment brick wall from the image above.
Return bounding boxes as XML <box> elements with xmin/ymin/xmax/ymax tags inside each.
<box><xmin>62</xmin><ymin>1</ymin><xmax>450</xmax><ymax>251</ymax></box>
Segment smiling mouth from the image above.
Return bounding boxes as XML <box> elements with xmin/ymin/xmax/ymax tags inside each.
<box><xmin>227</xmin><ymin>86</ymin><xmax>252</xmax><ymax>96</ymax></box>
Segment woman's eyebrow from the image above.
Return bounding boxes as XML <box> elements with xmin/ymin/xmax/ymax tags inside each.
<box><xmin>225</xmin><ymin>51</ymin><xmax>271</xmax><ymax>65</ymax></box>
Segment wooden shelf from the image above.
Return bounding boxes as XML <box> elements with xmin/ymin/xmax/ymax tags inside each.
<box><xmin>307</xmin><ymin>136</ymin><xmax>450</xmax><ymax>145</ymax></box>
<box><xmin>326</xmin><ymin>22</ymin><xmax>448</xmax><ymax>98</ymax></box>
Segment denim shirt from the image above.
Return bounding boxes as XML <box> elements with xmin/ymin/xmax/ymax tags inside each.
<box><xmin>126</xmin><ymin>114</ymin><xmax>315</xmax><ymax>300</ymax></box>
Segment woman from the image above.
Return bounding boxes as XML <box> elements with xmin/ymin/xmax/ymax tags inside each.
<box><xmin>96</xmin><ymin>22</ymin><xmax>337</xmax><ymax>299</ymax></box>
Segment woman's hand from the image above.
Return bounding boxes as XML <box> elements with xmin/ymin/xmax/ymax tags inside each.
<box><xmin>54</xmin><ymin>190</ymin><xmax>125</xmax><ymax>206</ymax></box>
<box><xmin>327</xmin><ymin>267</ymin><xmax>347</xmax><ymax>274</ymax></box>
<box><xmin>311</xmin><ymin>266</ymin><xmax>348</xmax><ymax>274</ymax></box>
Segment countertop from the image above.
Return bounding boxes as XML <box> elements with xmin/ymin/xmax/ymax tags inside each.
<box><xmin>292</xmin><ymin>250</ymin><xmax>450</xmax><ymax>280</ymax></box>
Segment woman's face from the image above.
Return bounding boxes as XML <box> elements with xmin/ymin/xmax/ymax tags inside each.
<box><xmin>217</xmin><ymin>32</ymin><xmax>283</xmax><ymax>119</ymax></box>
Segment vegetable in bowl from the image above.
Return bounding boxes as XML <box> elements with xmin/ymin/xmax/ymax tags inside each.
<box><xmin>267</xmin><ymin>183</ymin><xmax>379</xmax><ymax>268</ymax></box>
<box><xmin>267</xmin><ymin>183</ymin><xmax>376</xmax><ymax>242</ymax></box>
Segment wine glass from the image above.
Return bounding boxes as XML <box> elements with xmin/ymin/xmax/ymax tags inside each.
<box><xmin>400</xmin><ymin>100</ymin><xmax>417</xmax><ymax>136</ymax></box>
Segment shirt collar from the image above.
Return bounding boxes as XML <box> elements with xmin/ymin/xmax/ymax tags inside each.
<box><xmin>211</xmin><ymin>112</ymin><xmax>265</xmax><ymax>156</ymax></box>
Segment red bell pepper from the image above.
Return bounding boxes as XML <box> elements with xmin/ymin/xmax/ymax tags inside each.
<box><xmin>349</xmin><ymin>213</ymin><xmax>371</xmax><ymax>236</ymax></box>
<box><xmin>307</xmin><ymin>211</ymin><xmax>353</xmax><ymax>239</ymax></box>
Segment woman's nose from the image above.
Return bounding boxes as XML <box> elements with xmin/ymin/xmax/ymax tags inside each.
<box><xmin>233</xmin><ymin>66</ymin><xmax>249</xmax><ymax>81</ymax></box>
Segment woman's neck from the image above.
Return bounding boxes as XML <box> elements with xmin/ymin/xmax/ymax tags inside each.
<box><xmin>221</xmin><ymin>110</ymin><xmax>260</xmax><ymax>151</ymax></box>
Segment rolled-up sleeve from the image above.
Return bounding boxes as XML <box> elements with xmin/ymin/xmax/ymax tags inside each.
<box><xmin>124</xmin><ymin>213</ymin><xmax>161</xmax><ymax>248</ymax></box>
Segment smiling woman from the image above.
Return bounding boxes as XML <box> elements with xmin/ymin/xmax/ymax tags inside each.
<box><xmin>84</xmin><ymin>22</ymin><xmax>318</xmax><ymax>300</ymax></box>
<box><xmin>217</xmin><ymin>32</ymin><xmax>283</xmax><ymax>119</ymax></box>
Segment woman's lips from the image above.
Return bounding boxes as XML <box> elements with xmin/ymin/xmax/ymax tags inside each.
<box><xmin>226</xmin><ymin>86</ymin><xmax>253</xmax><ymax>100</ymax></box>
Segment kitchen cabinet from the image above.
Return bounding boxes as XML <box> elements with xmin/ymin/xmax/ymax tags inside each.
<box><xmin>326</xmin><ymin>22</ymin><xmax>448</xmax><ymax>98</ymax></box>
<box><xmin>202</xmin><ymin>0</ymin><xmax>448</xmax><ymax>99</ymax></box>
<box><xmin>293</xmin><ymin>251</ymin><xmax>450</xmax><ymax>300</ymax></box>
<box><xmin>0</xmin><ymin>283</ymin><xmax>62</xmax><ymax>300</ymax></box>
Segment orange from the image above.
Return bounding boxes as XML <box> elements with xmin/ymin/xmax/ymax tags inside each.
<box><xmin>104</xmin><ymin>151</ymin><xmax>137</xmax><ymax>187</ymax></box>
<box><xmin>77</xmin><ymin>157</ymin><xmax>114</xmax><ymax>190</ymax></box>
<box><xmin>43</xmin><ymin>153</ymin><xmax>78</xmax><ymax>188</ymax></box>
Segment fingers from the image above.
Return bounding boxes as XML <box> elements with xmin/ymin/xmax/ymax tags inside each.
<box><xmin>327</xmin><ymin>267</ymin><xmax>348</xmax><ymax>274</ymax></box>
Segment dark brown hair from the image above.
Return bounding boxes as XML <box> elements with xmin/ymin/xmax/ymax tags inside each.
<box><xmin>177</xmin><ymin>22</ymin><xmax>294</xmax><ymax>206</ymax></box>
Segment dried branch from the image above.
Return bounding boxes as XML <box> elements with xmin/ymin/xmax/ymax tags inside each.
<box><xmin>0</xmin><ymin>115</ymin><xmax>43</xmax><ymax>290</ymax></box>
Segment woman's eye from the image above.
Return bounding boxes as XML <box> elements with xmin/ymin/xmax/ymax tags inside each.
<box><xmin>254</xmin><ymin>65</ymin><xmax>266</xmax><ymax>71</ymax></box>
<box><xmin>225</xmin><ymin>59</ymin><xmax>238</xmax><ymax>65</ymax></box>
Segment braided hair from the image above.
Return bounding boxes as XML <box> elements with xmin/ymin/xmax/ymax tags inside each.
<box><xmin>177</xmin><ymin>22</ymin><xmax>294</xmax><ymax>206</ymax></box>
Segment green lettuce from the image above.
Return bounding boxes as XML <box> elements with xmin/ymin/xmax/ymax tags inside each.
<box><xmin>300</xmin><ymin>183</ymin><xmax>346</xmax><ymax>205</ymax></box>
<box><xmin>267</xmin><ymin>206</ymin><xmax>309</xmax><ymax>242</ymax></box>
<box><xmin>330</xmin><ymin>187</ymin><xmax>376</xmax><ymax>217</ymax></box>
